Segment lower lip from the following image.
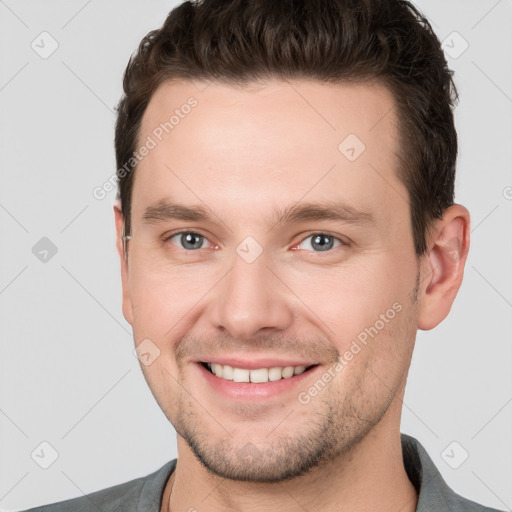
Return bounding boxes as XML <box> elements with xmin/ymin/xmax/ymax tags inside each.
<box><xmin>196</xmin><ymin>362</ymin><xmax>321</xmax><ymax>401</ymax></box>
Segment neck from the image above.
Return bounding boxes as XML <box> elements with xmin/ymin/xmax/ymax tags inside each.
<box><xmin>163</xmin><ymin>412</ymin><xmax>418</xmax><ymax>512</ymax></box>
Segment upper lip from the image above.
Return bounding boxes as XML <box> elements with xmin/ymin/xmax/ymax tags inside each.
<box><xmin>195</xmin><ymin>356</ymin><xmax>318</xmax><ymax>370</ymax></box>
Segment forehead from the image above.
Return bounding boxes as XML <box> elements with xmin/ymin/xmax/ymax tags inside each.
<box><xmin>140</xmin><ymin>78</ymin><xmax>398</xmax><ymax>153</ymax></box>
<box><xmin>132</xmin><ymin>78</ymin><xmax>405</xmax><ymax>230</ymax></box>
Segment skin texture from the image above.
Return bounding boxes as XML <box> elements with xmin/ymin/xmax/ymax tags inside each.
<box><xmin>113</xmin><ymin>79</ymin><xmax>470</xmax><ymax>512</ymax></box>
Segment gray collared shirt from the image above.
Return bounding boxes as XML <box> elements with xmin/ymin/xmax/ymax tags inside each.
<box><xmin>20</xmin><ymin>433</ymin><xmax>505</xmax><ymax>511</ymax></box>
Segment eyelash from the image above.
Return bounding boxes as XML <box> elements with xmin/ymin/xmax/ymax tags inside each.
<box><xmin>162</xmin><ymin>230</ymin><xmax>347</xmax><ymax>255</ymax></box>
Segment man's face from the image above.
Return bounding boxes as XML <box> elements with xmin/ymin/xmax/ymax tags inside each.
<box><xmin>118</xmin><ymin>79</ymin><xmax>422</xmax><ymax>482</ymax></box>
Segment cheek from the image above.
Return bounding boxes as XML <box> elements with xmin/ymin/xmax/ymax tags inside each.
<box><xmin>286</xmin><ymin>255</ymin><xmax>412</xmax><ymax>342</ymax></box>
<box><xmin>127</xmin><ymin>254</ymin><xmax>206</xmax><ymax>340</ymax></box>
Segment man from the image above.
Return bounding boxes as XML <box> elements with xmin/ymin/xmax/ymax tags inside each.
<box><xmin>21</xmin><ymin>0</ymin><xmax>504</xmax><ymax>511</ymax></box>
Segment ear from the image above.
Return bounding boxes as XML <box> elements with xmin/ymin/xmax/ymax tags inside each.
<box><xmin>417</xmin><ymin>204</ymin><xmax>470</xmax><ymax>331</ymax></box>
<box><xmin>114</xmin><ymin>200</ymin><xmax>134</xmax><ymax>326</ymax></box>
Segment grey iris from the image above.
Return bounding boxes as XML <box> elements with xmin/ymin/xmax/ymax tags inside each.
<box><xmin>311</xmin><ymin>234</ymin><xmax>334</xmax><ymax>251</ymax></box>
<box><xmin>181</xmin><ymin>233</ymin><xmax>204</xmax><ymax>250</ymax></box>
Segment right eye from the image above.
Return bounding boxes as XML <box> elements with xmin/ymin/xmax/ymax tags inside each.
<box><xmin>164</xmin><ymin>231</ymin><xmax>212</xmax><ymax>251</ymax></box>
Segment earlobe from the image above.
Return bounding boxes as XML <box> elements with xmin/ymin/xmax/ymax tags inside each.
<box><xmin>113</xmin><ymin>201</ymin><xmax>134</xmax><ymax>326</ymax></box>
<box><xmin>417</xmin><ymin>205</ymin><xmax>470</xmax><ymax>331</ymax></box>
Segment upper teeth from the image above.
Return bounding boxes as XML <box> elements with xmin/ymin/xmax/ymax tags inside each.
<box><xmin>207</xmin><ymin>363</ymin><xmax>307</xmax><ymax>383</ymax></box>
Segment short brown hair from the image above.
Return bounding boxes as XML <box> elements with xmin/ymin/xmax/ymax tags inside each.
<box><xmin>115</xmin><ymin>0</ymin><xmax>458</xmax><ymax>255</ymax></box>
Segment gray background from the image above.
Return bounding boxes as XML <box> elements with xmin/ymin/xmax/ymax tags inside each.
<box><xmin>0</xmin><ymin>1</ymin><xmax>511</xmax><ymax>511</ymax></box>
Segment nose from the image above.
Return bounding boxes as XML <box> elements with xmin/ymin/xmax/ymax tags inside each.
<box><xmin>209</xmin><ymin>249</ymin><xmax>295</xmax><ymax>341</ymax></box>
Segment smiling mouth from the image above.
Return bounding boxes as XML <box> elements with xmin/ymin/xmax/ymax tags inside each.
<box><xmin>200</xmin><ymin>362</ymin><xmax>319</xmax><ymax>383</ymax></box>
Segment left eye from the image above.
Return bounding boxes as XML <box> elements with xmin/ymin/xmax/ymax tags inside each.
<box><xmin>294</xmin><ymin>233</ymin><xmax>343</xmax><ymax>252</ymax></box>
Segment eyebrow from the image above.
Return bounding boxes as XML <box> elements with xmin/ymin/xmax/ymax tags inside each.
<box><xmin>142</xmin><ymin>198</ymin><xmax>375</xmax><ymax>228</ymax></box>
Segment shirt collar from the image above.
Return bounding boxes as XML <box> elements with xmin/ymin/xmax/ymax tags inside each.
<box><xmin>401</xmin><ymin>432</ymin><xmax>463</xmax><ymax>510</ymax></box>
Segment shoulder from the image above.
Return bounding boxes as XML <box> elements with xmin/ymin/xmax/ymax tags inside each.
<box><xmin>18</xmin><ymin>459</ymin><xmax>177</xmax><ymax>512</ymax></box>
<box><xmin>400</xmin><ymin>433</ymin><xmax>505</xmax><ymax>512</ymax></box>
<box><xmin>445</xmin><ymin>493</ymin><xmax>506</xmax><ymax>512</ymax></box>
